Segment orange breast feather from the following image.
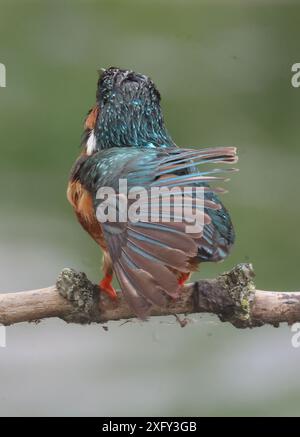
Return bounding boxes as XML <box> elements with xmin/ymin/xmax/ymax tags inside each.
<box><xmin>67</xmin><ymin>180</ymin><xmax>107</xmax><ymax>250</ymax></box>
<box><xmin>85</xmin><ymin>106</ymin><xmax>99</xmax><ymax>130</ymax></box>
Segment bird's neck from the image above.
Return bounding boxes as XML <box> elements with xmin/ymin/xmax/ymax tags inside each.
<box><xmin>94</xmin><ymin>102</ymin><xmax>175</xmax><ymax>149</ymax></box>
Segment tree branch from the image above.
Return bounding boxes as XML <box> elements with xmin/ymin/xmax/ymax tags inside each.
<box><xmin>0</xmin><ymin>263</ymin><xmax>299</xmax><ymax>328</ymax></box>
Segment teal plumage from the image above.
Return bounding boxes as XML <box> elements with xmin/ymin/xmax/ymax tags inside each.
<box><xmin>68</xmin><ymin>67</ymin><xmax>238</xmax><ymax>318</ymax></box>
<box><xmin>95</xmin><ymin>69</ymin><xmax>175</xmax><ymax>150</ymax></box>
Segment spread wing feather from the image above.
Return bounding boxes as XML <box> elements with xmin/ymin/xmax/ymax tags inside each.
<box><xmin>79</xmin><ymin>146</ymin><xmax>237</xmax><ymax>318</ymax></box>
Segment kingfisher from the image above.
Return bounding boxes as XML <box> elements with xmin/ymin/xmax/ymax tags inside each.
<box><xmin>67</xmin><ymin>67</ymin><xmax>238</xmax><ymax>318</ymax></box>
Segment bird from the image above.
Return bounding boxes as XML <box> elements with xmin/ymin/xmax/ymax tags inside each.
<box><xmin>67</xmin><ymin>67</ymin><xmax>238</xmax><ymax>319</ymax></box>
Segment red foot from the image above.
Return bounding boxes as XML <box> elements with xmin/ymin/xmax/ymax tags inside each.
<box><xmin>99</xmin><ymin>274</ymin><xmax>118</xmax><ymax>300</ymax></box>
<box><xmin>178</xmin><ymin>272</ymin><xmax>190</xmax><ymax>286</ymax></box>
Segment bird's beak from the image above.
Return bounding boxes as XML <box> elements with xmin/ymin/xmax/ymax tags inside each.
<box><xmin>97</xmin><ymin>67</ymin><xmax>106</xmax><ymax>77</ymax></box>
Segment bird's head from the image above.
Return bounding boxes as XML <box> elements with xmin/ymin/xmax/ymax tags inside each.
<box><xmin>97</xmin><ymin>67</ymin><xmax>161</xmax><ymax>111</ymax></box>
<box><xmin>84</xmin><ymin>67</ymin><xmax>174</xmax><ymax>153</ymax></box>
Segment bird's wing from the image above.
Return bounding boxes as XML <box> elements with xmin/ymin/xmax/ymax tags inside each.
<box><xmin>80</xmin><ymin>146</ymin><xmax>237</xmax><ymax>318</ymax></box>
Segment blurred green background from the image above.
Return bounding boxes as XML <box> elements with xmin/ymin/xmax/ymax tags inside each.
<box><xmin>1</xmin><ymin>0</ymin><xmax>300</xmax><ymax>417</ymax></box>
